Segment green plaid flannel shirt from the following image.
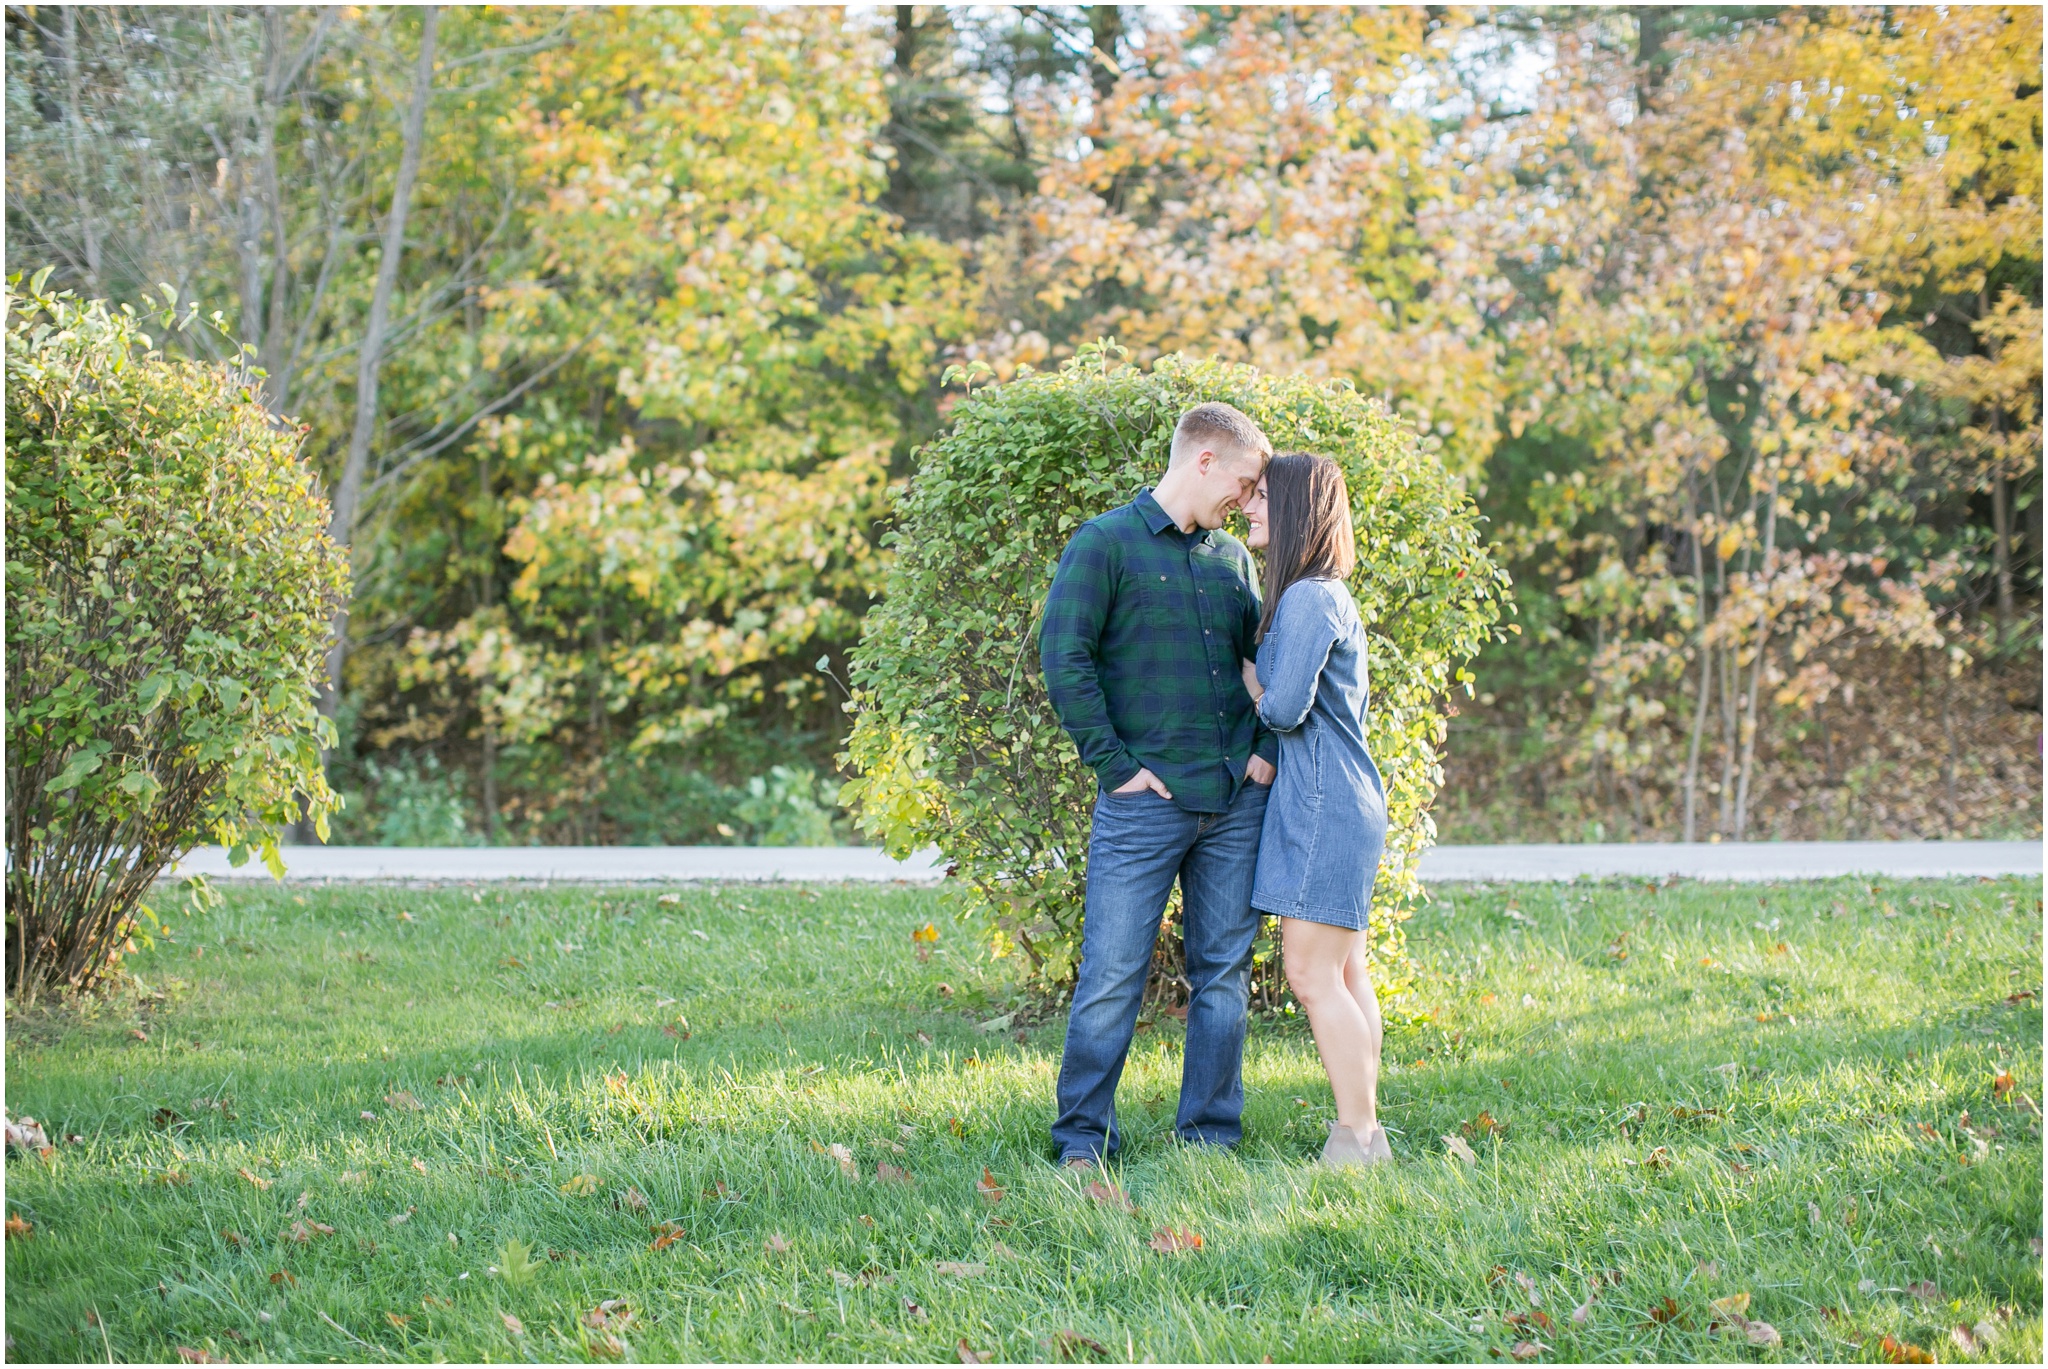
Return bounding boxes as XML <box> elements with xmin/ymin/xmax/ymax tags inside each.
<box><xmin>1038</xmin><ymin>488</ymin><xmax>1276</xmax><ymax>813</ymax></box>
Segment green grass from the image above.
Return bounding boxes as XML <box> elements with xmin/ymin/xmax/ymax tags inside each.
<box><xmin>5</xmin><ymin>875</ymin><xmax>2041</xmax><ymax>1363</ymax></box>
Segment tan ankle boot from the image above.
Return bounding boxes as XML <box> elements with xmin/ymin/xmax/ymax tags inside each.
<box><xmin>1319</xmin><ymin>1123</ymin><xmax>1371</xmax><ymax>1168</ymax></box>
<box><xmin>1364</xmin><ymin>1124</ymin><xmax>1393</xmax><ymax>1162</ymax></box>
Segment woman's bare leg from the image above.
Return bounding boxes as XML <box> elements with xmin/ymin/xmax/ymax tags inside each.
<box><xmin>1281</xmin><ymin>916</ymin><xmax>1381</xmax><ymax>1136</ymax></box>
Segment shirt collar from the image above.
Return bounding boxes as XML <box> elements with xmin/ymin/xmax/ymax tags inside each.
<box><xmin>1134</xmin><ymin>487</ymin><xmax>1210</xmax><ymax>544</ymax></box>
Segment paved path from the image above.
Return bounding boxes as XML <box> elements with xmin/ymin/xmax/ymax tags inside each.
<box><xmin>167</xmin><ymin>840</ymin><xmax>2039</xmax><ymax>885</ymax></box>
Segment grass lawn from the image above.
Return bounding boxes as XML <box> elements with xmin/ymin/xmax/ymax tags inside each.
<box><xmin>4</xmin><ymin>874</ymin><xmax>2041</xmax><ymax>1363</ymax></box>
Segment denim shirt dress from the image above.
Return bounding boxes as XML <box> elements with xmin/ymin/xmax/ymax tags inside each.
<box><xmin>1249</xmin><ymin>577</ymin><xmax>1388</xmax><ymax>929</ymax></box>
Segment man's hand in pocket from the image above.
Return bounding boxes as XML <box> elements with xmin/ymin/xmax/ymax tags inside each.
<box><xmin>1113</xmin><ymin>767</ymin><xmax>1173</xmax><ymax>799</ymax></box>
<box><xmin>1246</xmin><ymin>754</ymin><xmax>1276</xmax><ymax>787</ymax></box>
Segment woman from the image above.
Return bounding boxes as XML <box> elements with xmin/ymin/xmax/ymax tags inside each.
<box><xmin>1239</xmin><ymin>453</ymin><xmax>1392</xmax><ymax>1168</ymax></box>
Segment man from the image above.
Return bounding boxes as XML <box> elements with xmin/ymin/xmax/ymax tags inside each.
<box><xmin>1038</xmin><ymin>401</ymin><xmax>1277</xmax><ymax>1169</ymax></box>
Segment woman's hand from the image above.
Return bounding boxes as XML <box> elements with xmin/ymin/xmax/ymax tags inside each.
<box><xmin>1241</xmin><ymin>657</ymin><xmax>1263</xmax><ymax>703</ymax></box>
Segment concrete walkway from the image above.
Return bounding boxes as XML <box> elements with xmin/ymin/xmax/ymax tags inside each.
<box><xmin>167</xmin><ymin>840</ymin><xmax>2040</xmax><ymax>885</ymax></box>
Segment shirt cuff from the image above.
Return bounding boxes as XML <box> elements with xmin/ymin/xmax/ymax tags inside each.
<box><xmin>1252</xmin><ymin>732</ymin><xmax>1279</xmax><ymax>766</ymax></box>
<box><xmin>1098</xmin><ymin>752</ymin><xmax>1143</xmax><ymax>794</ymax></box>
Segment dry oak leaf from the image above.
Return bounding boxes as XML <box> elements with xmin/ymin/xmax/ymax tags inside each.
<box><xmin>958</xmin><ymin>1339</ymin><xmax>989</xmax><ymax>1364</ymax></box>
<box><xmin>1461</xmin><ymin>1110</ymin><xmax>1507</xmax><ymax>1140</ymax></box>
<box><xmin>1993</xmin><ymin>1070</ymin><xmax>2016</xmax><ymax>1099</ymax></box>
<box><xmin>876</xmin><ymin>1161</ymin><xmax>912</xmax><ymax>1184</ymax></box>
<box><xmin>1504</xmin><ymin>1311</ymin><xmax>1554</xmax><ymax>1334</ymax></box>
<box><xmin>384</xmin><ymin>1091</ymin><xmax>423</xmax><ymax>1113</ymax></box>
<box><xmin>586</xmin><ymin>1332</ymin><xmax>626</xmax><ymax>1360</ymax></box>
<box><xmin>4</xmin><ymin>1214</ymin><xmax>31</xmax><ymax>1240</ymax></box>
<box><xmin>499</xmin><ymin>1311</ymin><xmax>525</xmax><ymax>1337</ymax></box>
<box><xmin>236</xmin><ymin>1167</ymin><xmax>271</xmax><ymax>1191</ymax></box>
<box><xmin>1509</xmin><ymin>1340</ymin><xmax>1550</xmax><ymax>1361</ymax></box>
<box><xmin>1514</xmin><ymin>1271</ymin><xmax>1541</xmax><ymax>1305</ymax></box>
<box><xmin>764</xmin><ymin>1231</ymin><xmax>791</xmax><ymax>1254</ymax></box>
<box><xmin>582</xmin><ymin>1299</ymin><xmax>634</xmax><ymax>1331</ymax></box>
<box><xmin>976</xmin><ymin>1167</ymin><xmax>1005</xmax><ymax>1204</ymax></box>
<box><xmin>619</xmin><ymin>1186</ymin><xmax>648</xmax><ymax>1212</ymax></box>
<box><xmin>1878</xmin><ymin>1334</ymin><xmax>1935</xmax><ymax>1364</ymax></box>
<box><xmin>1743</xmin><ymin>1321</ymin><xmax>1783</xmax><ymax>1348</ymax></box>
<box><xmin>827</xmin><ymin>1142</ymin><xmax>858</xmax><ymax>1179</ymax></box>
<box><xmin>1082</xmin><ymin>1180</ymin><xmax>1136</xmax><ymax>1212</ymax></box>
<box><xmin>1442</xmin><ymin>1134</ymin><xmax>1478</xmax><ymax>1164</ymax></box>
<box><xmin>385</xmin><ymin>1313</ymin><xmax>411</xmax><ymax>1329</ymax></box>
<box><xmin>1054</xmin><ymin>1329</ymin><xmax>1110</xmax><ymax>1361</ymax></box>
<box><xmin>269</xmin><ymin>1271</ymin><xmax>296</xmax><ymax>1287</ymax></box>
<box><xmin>175</xmin><ymin>1348</ymin><xmax>227</xmax><ymax>1364</ymax></box>
<box><xmin>649</xmin><ymin>1222</ymin><xmax>686</xmax><ymax>1252</ymax></box>
<box><xmin>1570</xmin><ymin>1288</ymin><xmax>1596</xmax><ymax>1325</ymax></box>
<box><xmin>934</xmin><ymin>1260</ymin><xmax>988</xmax><ymax>1277</ymax></box>
<box><xmin>902</xmin><ymin>1298</ymin><xmax>928</xmax><ymax>1320</ymax></box>
<box><xmin>1905</xmin><ymin>1280</ymin><xmax>1944</xmax><ymax>1304</ymax></box>
<box><xmin>1149</xmin><ymin>1225</ymin><xmax>1203</xmax><ymax>1254</ymax></box>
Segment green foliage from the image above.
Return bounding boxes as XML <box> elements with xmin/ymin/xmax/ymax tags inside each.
<box><xmin>732</xmin><ymin>766</ymin><xmax>848</xmax><ymax>849</ymax></box>
<box><xmin>3</xmin><ymin>274</ymin><xmax>347</xmax><ymax>995</ymax></box>
<box><xmin>843</xmin><ymin>346</ymin><xmax>1509</xmax><ymax>989</ymax></box>
<box><xmin>334</xmin><ymin>752</ymin><xmax>482</xmax><ymax>849</ymax></box>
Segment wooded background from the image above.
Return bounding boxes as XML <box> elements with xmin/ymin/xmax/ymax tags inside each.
<box><xmin>8</xmin><ymin>5</ymin><xmax>2039</xmax><ymax>847</ymax></box>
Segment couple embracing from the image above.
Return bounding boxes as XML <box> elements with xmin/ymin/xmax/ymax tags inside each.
<box><xmin>1039</xmin><ymin>402</ymin><xmax>1392</xmax><ymax>1172</ymax></box>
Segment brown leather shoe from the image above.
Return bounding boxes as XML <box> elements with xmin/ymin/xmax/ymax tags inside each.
<box><xmin>1060</xmin><ymin>1156</ymin><xmax>1097</xmax><ymax>1174</ymax></box>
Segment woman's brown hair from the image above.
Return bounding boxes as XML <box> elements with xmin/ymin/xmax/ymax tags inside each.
<box><xmin>1255</xmin><ymin>453</ymin><xmax>1356</xmax><ymax>642</ymax></box>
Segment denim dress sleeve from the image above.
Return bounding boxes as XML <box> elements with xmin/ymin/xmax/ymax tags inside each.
<box><xmin>1254</xmin><ymin>583</ymin><xmax>1341</xmax><ymax>733</ymax></box>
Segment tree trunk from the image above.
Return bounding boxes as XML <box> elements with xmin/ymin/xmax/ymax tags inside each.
<box><xmin>320</xmin><ymin>6</ymin><xmax>440</xmax><ymax>722</ymax></box>
<box><xmin>1681</xmin><ymin>479</ymin><xmax>1713</xmax><ymax>842</ymax></box>
<box><xmin>1732</xmin><ymin>475</ymin><xmax>1779</xmax><ymax>840</ymax></box>
<box><xmin>1993</xmin><ymin>458</ymin><xmax>2014</xmax><ymax>650</ymax></box>
<box><xmin>1089</xmin><ymin>7</ymin><xmax>1123</xmax><ymax>104</ymax></box>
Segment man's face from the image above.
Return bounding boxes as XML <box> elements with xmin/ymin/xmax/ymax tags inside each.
<box><xmin>1190</xmin><ymin>447</ymin><xmax>1265</xmax><ymax>530</ymax></box>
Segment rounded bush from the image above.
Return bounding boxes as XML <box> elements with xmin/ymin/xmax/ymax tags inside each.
<box><xmin>843</xmin><ymin>345</ymin><xmax>1509</xmax><ymax>990</ymax></box>
<box><xmin>5</xmin><ymin>275</ymin><xmax>348</xmax><ymax>995</ymax></box>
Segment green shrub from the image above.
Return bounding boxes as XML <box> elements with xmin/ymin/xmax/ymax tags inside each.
<box><xmin>842</xmin><ymin>345</ymin><xmax>1509</xmax><ymax>991</ymax></box>
<box><xmin>4</xmin><ymin>273</ymin><xmax>348</xmax><ymax>996</ymax></box>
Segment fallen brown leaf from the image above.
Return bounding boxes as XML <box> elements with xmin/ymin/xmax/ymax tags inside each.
<box><xmin>1461</xmin><ymin>1110</ymin><xmax>1507</xmax><ymax>1140</ymax></box>
<box><xmin>500</xmin><ymin>1311</ymin><xmax>525</xmax><ymax>1336</ymax></box>
<box><xmin>958</xmin><ymin>1339</ymin><xmax>989</xmax><ymax>1364</ymax></box>
<box><xmin>1148</xmin><ymin>1225</ymin><xmax>1203</xmax><ymax>1254</ymax></box>
<box><xmin>902</xmin><ymin>1298</ymin><xmax>928</xmax><ymax>1320</ymax></box>
<box><xmin>1053</xmin><ymin>1329</ymin><xmax>1109</xmax><ymax>1361</ymax></box>
<box><xmin>269</xmin><ymin>1270</ymin><xmax>296</xmax><ymax>1287</ymax></box>
<box><xmin>236</xmin><ymin>1167</ymin><xmax>270</xmax><ymax>1191</ymax></box>
<box><xmin>385</xmin><ymin>1313</ymin><xmax>411</xmax><ymax>1329</ymax></box>
<box><xmin>4</xmin><ymin>1214</ymin><xmax>32</xmax><ymax>1240</ymax></box>
<box><xmin>876</xmin><ymin>1161</ymin><xmax>912</xmax><ymax>1184</ymax></box>
<box><xmin>174</xmin><ymin>1348</ymin><xmax>226</xmax><ymax>1363</ymax></box>
<box><xmin>1082</xmin><ymin>1180</ymin><xmax>1136</xmax><ymax>1212</ymax></box>
<box><xmin>620</xmin><ymin>1186</ymin><xmax>648</xmax><ymax>1212</ymax></box>
<box><xmin>1905</xmin><ymin>1280</ymin><xmax>1943</xmax><ymax>1304</ymax></box>
<box><xmin>1993</xmin><ymin>1071</ymin><xmax>2016</xmax><ymax>1099</ymax></box>
<box><xmin>829</xmin><ymin>1143</ymin><xmax>857</xmax><ymax>1179</ymax></box>
<box><xmin>1878</xmin><ymin>1334</ymin><xmax>1934</xmax><ymax>1364</ymax></box>
<box><xmin>384</xmin><ymin>1091</ymin><xmax>423</xmax><ymax>1113</ymax></box>
<box><xmin>1509</xmin><ymin>1340</ymin><xmax>1549</xmax><ymax>1361</ymax></box>
<box><xmin>582</xmin><ymin>1299</ymin><xmax>634</xmax><ymax>1332</ymax></box>
<box><xmin>1442</xmin><ymin>1134</ymin><xmax>1478</xmax><ymax>1164</ymax></box>
<box><xmin>1951</xmin><ymin>1324</ymin><xmax>1980</xmax><ymax>1355</ymax></box>
<box><xmin>1514</xmin><ymin>1271</ymin><xmax>1541</xmax><ymax>1305</ymax></box>
<box><xmin>764</xmin><ymin>1231</ymin><xmax>790</xmax><ymax>1254</ymax></box>
<box><xmin>977</xmin><ymin>1167</ymin><xmax>1005</xmax><ymax>1204</ymax></box>
<box><xmin>1644</xmin><ymin>1297</ymin><xmax>1685</xmax><ymax>1328</ymax></box>
<box><xmin>935</xmin><ymin>1260</ymin><xmax>988</xmax><ymax>1277</ymax></box>
<box><xmin>649</xmin><ymin>1222</ymin><xmax>686</xmax><ymax>1252</ymax></box>
<box><xmin>1744</xmin><ymin>1321</ymin><xmax>1782</xmax><ymax>1347</ymax></box>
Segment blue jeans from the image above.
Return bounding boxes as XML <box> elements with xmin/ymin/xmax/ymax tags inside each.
<box><xmin>1051</xmin><ymin>780</ymin><xmax>1269</xmax><ymax>1163</ymax></box>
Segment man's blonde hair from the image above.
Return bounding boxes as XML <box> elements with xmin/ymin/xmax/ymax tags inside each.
<box><xmin>1168</xmin><ymin>401</ymin><xmax>1271</xmax><ymax>469</ymax></box>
